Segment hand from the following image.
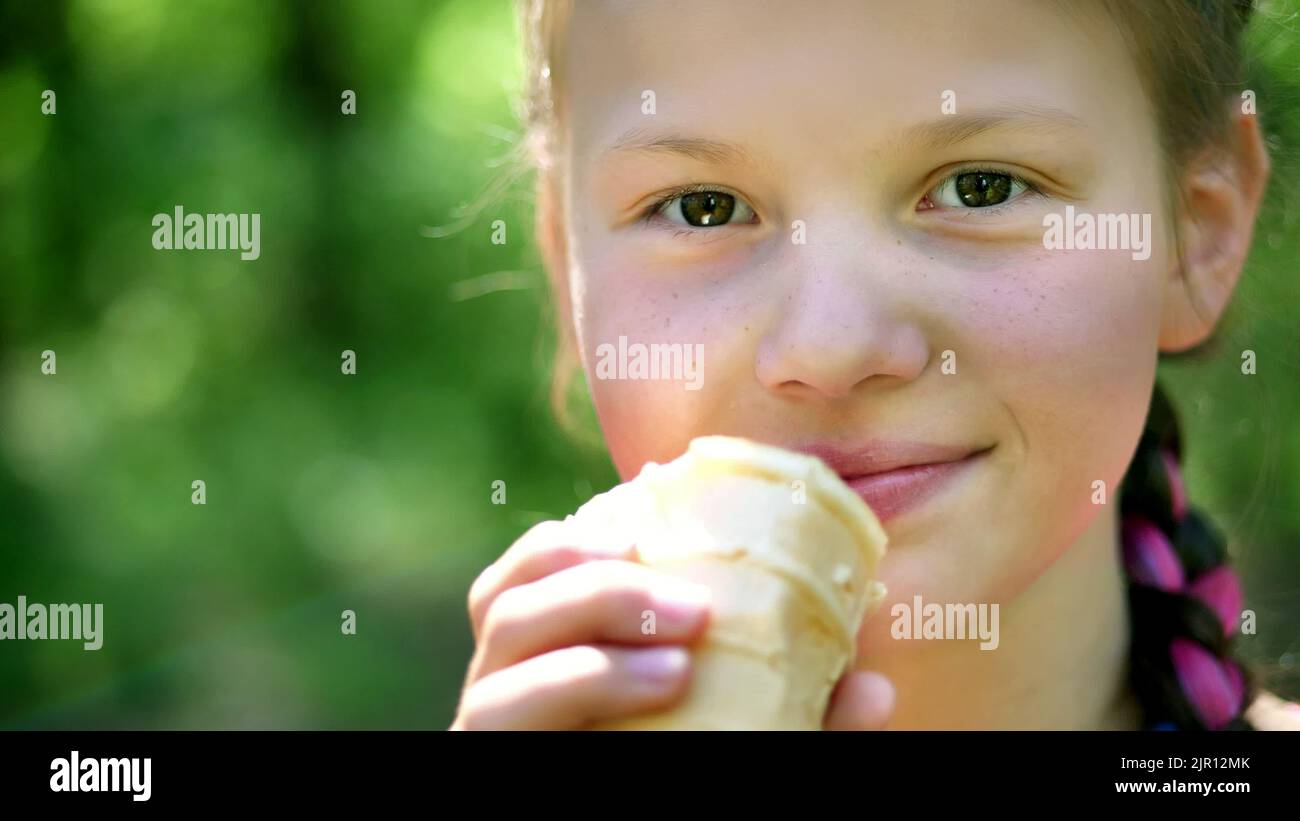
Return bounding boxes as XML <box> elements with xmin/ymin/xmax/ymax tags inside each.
<box><xmin>451</xmin><ymin>519</ymin><xmax>712</xmax><ymax>730</ymax></box>
<box><xmin>822</xmin><ymin>669</ymin><xmax>895</xmax><ymax>730</ymax></box>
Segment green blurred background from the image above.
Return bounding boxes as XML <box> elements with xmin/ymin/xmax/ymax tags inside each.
<box><xmin>0</xmin><ymin>0</ymin><xmax>1297</xmax><ymax>728</ymax></box>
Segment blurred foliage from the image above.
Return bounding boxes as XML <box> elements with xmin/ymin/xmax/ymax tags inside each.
<box><xmin>0</xmin><ymin>0</ymin><xmax>1297</xmax><ymax>728</ymax></box>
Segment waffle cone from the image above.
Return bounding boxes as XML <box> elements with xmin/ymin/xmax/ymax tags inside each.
<box><xmin>568</xmin><ymin>436</ymin><xmax>888</xmax><ymax>730</ymax></box>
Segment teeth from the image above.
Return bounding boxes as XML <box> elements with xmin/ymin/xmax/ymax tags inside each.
<box><xmin>576</xmin><ymin>436</ymin><xmax>889</xmax><ymax>730</ymax></box>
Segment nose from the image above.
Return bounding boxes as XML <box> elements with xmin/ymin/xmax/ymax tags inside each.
<box><xmin>755</xmin><ymin>235</ymin><xmax>930</xmax><ymax>401</ymax></box>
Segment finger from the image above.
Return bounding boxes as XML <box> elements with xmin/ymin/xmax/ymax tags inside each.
<box><xmin>823</xmin><ymin>670</ymin><xmax>895</xmax><ymax>731</ymax></box>
<box><xmin>452</xmin><ymin>644</ymin><xmax>692</xmax><ymax>731</ymax></box>
<box><xmin>468</xmin><ymin>519</ymin><xmax>637</xmax><ymax>641</ymax></box>
<box><xmin>469</xmin><ymin>560</ymin><xmax>710</xmax><ymax>681</ymax></box>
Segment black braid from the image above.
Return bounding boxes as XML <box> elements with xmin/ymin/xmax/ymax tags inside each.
<box><xmin>1118</xmin><ymin>0</ymin><xmax>1260</xmax><ymax>731</ymax></box>
<box><xmin>1121</xmin><ymin>382</ymin><xmax>1255</xmax><ymax>730</ymax></box>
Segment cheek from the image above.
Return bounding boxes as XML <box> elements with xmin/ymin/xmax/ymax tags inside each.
<box><xmin>863</xmin><ymin>248</ymin><xmax>1166</xmax><ymax>636</ymax></box>
<box><xmin>969</xmin><ymin>249</ymin><xmax>1162</xmax><ymax>582</ymax></box>
<box><xmin>984</xmin><ymin>245</ymin><xmax>1155</xmax><ymax>363</ymax></box>
<box><xmin>575</xmin><ymin>253</ymin><xmax>763</xmax><ymax>479</ymax></box>
<box><xmin>984</xmin><ymin>248</ymin><xmax>1161</xmax><ymax>455</ymax></box>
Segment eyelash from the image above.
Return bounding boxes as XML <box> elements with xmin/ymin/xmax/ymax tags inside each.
<box><xmin>639</xmin><ymin>183</ymin><xmax>756</xmax><ymax>227</ymax></box>
<box><xmin>924</xmin><ymin>165</ymin><xmax>1043</xmax><ymax>211</ymax></box>
<box><xmin>635</xmin><ymin>166</ymin><xmax>1043</xmax><ymax>231</ymax></box>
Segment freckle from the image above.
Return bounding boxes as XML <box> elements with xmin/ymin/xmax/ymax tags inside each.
<box><xmin>672</xmin><ymin>292</ymin><xmax>678</xmax><ymax>299</ymax></box>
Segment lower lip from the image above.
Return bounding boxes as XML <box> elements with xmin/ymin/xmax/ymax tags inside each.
<box><xmin>843</xmin><ymin>451</ymin><xmax>987</xmax><ymax>524</ymax></box>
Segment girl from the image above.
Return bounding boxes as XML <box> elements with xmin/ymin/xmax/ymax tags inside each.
<box><xmin>452</xmin><ymin>0</ymin><xmax>1299</xmax><ymax>730</ymax></box>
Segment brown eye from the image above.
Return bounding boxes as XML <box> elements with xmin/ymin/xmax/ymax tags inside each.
<box><xmin>659</xmin><ymin>188</ymin><xmax>756</xmax><ymax>228</ymax></box>
<box><xmin>954</xmin><ymin>172</ymin><xmax>1012</xmax><ymax>207</ymax></box>
<box><xmin>930</xmin><ymin>168</ymin><xmax>1029</xmax><ymax>207</ymax></box>
<box><xmin>679</xmin><ymin>191</ymin><xmax>735</xmax><ymax>226</ymax></box>
<box><xmin>932</xmin><ymin>171</ymin><xmax>1027</xmax><ymax>209</ymax></box>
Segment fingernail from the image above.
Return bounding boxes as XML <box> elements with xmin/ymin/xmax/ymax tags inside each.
<box><xmin>581</xmin><ymin>537</ymin><xmax>639</xmax><ymax>558</ymax></box>
<box><xmin>654</xmin><ymin>582</ymin><xmax>712</xmax><ymax>625</ymax></box>
<box><xmin>627</xmin><ymin>646</ymin><xmax>690</xmax><ymax>682</ymax></box>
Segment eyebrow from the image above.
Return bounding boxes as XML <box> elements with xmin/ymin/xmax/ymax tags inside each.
<box><xmin>903</xmin><ymin>103</ymin><xmax>1089</xmax><ymax>150</ymax></box>
<box><xmin>602</xmin><ymin>126</ymin><xmax>760</xmax><ymax>167</ymax></box>
<box><xmin>599</xmin><ymin>102</ymin><xmax>1088</xmax><ymax>169</ymax></box>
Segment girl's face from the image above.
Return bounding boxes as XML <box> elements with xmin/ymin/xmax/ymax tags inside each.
<box><xmin>552</xmin><ymin>0</ymin><xmax>1173</xmax><ymax>629</ymax></box>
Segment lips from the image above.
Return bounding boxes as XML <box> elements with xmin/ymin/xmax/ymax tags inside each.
<box><xmin>796</xmin><ymin>441</ymin><xmax>992</xmax><ymax>524</ymax></box>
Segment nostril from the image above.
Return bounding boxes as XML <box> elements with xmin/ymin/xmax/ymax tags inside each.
<box><xmin>765</xmin><ymin>373</ymin><xmax>870</xmax><ymax>403</ymax></box>
<box><xmin>756</xmin><ymin>322</ymin><xmax>929</xmax><ymax>402</ymax></box>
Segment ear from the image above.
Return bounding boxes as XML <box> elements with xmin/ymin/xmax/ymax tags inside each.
<box><xmin>535</xmin><ymin>168</ymin><xmax>577</xmax><ymax>358</ymax></box>
<box><xmin>1159</xmin><ymin>107</ymin><xmax>1271</xmax><ymax>352</ymax></box>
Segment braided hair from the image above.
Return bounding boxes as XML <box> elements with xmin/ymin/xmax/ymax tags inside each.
<box><xmin>1121</xmin><ymin>383</ymin><xmax>1253</xmax><ymax>730</ymax></box>
<box><xmin>1098</xmin><ymin>0</ymin><xmax>1262</xmax><ymax>731</ymax></box>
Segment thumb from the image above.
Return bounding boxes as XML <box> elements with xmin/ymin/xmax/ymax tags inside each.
<box><xmin>823</xmin><ymin>670</ymin><xmax>895</xmax><ymax>730</ymax></box>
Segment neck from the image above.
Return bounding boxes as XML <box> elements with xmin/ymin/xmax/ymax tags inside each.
<box><xmin>869</xmin><ymin>503</ymin><xmax>1143</xmax><ymax>730</ymax></box>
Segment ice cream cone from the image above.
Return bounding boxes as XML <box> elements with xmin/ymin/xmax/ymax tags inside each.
<box><xmin>569</xmin><ymin>436</ymin><xmax>889</xmax><ymax>730</ymax></box>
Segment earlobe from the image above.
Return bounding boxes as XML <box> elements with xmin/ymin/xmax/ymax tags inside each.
<box><xmin>1159</xmin><ymin>109</ymin><xmax>1270</xmax><ymax>352</ymax></box>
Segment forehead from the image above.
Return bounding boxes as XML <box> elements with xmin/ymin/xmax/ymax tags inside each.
<box><xmin>560</xmin><ymin>0</ymin><xmax>1148</xmax><ymax>166</ymax></box>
